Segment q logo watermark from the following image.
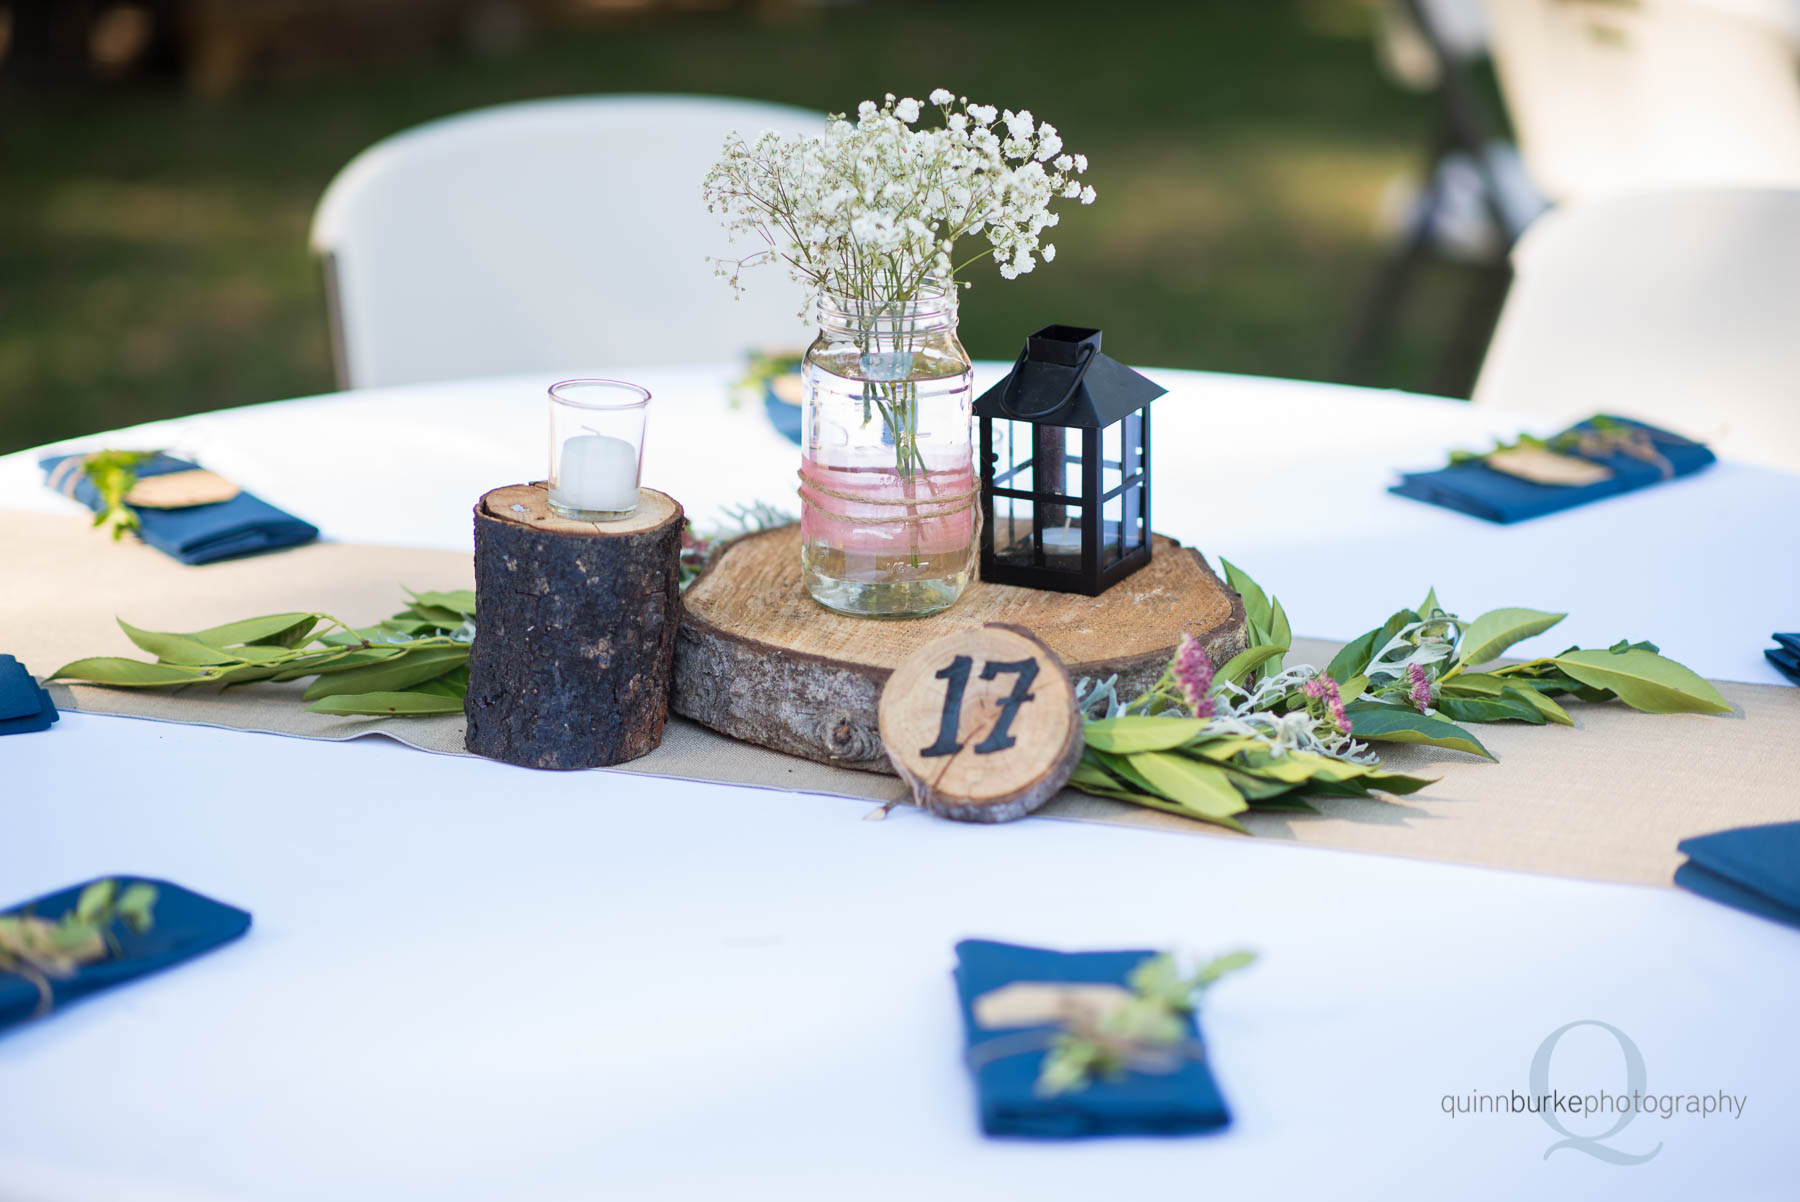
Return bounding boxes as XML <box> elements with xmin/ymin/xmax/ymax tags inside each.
<box><xmin>1529</xmin><ymin>1020</ymin><xmax>1662</xmax><ymax>1165</ymax></box>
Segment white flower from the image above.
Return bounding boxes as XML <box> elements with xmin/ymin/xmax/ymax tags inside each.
<box><xmin>1079</xmin><ymin>185</ymin><xmax>1096</xmax><ymax>205</ymax></box>
<box><xmin>1073</xmin><ymin>153</ymin><xmax>1088</xmax><ymax>173</ymax></box>
<box><xmin>701</xmin><ymin>93</ymin><xmax>1093</xmax><ymax>300</ymax></box>
<box><xmin>1042</xmin><ymin>243</ymin><xmax>1055</xmax><ymax>262</ymax></box>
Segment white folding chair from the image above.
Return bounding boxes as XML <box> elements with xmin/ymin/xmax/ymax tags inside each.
<box><xmin>1472</xmin><ymin>187</ymin><xmax>1800</xmax><ymax>472</ymax></box>
<box><xmin>310</xmin><ymin>94</ymin><xmax>824</xmax><ymax>389</ymax></box>
<box><xmin>1486</xmin><ymin>0</ymin><xmax>1800</xmax><ymax>203</ymax></box>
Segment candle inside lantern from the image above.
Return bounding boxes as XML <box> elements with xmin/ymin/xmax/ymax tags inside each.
<box><xmin>552</xmin><ymin>433</ymin><xmax>639</xmax><ymax>515</ymax></box>
<box><xmin>1039</xmin><ymin>524</ymin><xmax>1082</xmax><ymax>565</ymax></box>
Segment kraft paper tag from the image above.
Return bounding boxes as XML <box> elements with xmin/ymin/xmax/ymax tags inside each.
<box><xmin>125</xmin><ymin>469</ymin><xmax>242</xmax><ymax>509</ymax></box>
<box><xmin>1485</xmin><ymin>446</ymin><xmax>1613</xmax><ymax>487</ymax></box>
<box><xmin>973</xmin><ymin>982</ymin><xmax>1133</xmax><ymax>1029</ymax></box>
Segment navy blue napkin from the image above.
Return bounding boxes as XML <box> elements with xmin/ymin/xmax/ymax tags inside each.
<box><xmin>953</xmin><ymin>939</ymin><xmax>1231</xmax><ymax>1139</ymax></box>
<box><xmin>1390</xmin><ymin>416</ymin><xmax>1715</xmax><ymax>523</ymax></box>
<box><xmin>1</xmin><ymin>878</ymin><xmax>252</xmax><ymax>1032</ymax></box>
<box><xmin>41</xmin><ymin>452</ymin><xmax>318</xmax><ymax>565</ymax></box>
<box><xmin>1765</xmin><ymin>634</ymin><xmax>1800</xmax><ymax>686</ymax></box>
<box><xmin>0</xmin><ymin>655</ymin><xmax>58</xmax><ymax>736</ymax></box>
<box><xmin>1674</xmin><ymin>823</ymin><xmax>1800</xmax><ymax>931</ymax></box>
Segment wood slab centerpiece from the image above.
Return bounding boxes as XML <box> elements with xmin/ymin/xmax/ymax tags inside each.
<box><xmin>674</xmin><ymin>525</ymin><xmax>1247</xmax><ymax>773</ymax></box>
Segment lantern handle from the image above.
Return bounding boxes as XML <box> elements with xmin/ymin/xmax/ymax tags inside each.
<box><xmin>997</xmin><ymin>339</ymin><xmax>1098</xmax><ymax>420</ymax></box>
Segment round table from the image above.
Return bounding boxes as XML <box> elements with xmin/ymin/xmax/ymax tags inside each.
<box><xmin>2</xmin><ymin>366</ymin><xmax>1795</xmax><ymax>1201</ymax></box>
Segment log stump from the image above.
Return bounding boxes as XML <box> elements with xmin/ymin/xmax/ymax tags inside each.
<box><xmin>675</xmin><ymin>525</ymin><xmax>1247</xmax><ymax>773</ymax></box>
<box><xmin>465</xmin><ymin>484</ymin><xmax>684</xmax><ymax>769</ymax></box>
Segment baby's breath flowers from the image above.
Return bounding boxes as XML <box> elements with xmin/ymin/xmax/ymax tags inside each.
<box><xmin>702</xmin><ymin>91</ymin><xmax>1094</xmax><ymax>307</ymax></box>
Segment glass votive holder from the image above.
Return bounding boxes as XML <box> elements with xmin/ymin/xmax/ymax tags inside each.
<box><xmin>547</xmin><ymin>379</ymin><xmax>650</xmax><ymax>521</ymax></box>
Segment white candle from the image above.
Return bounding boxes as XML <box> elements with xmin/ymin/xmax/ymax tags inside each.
<box><xmin>552</xmin><ymin>433</ymin><xmax>639</xmax><ymax>514</ymax></box>
<box><xmin>1040</xmin><ymin>525</ymin><xmax>1082</xmax><ymax>561</ymax></box>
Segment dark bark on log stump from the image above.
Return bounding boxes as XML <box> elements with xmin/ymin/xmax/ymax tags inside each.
<box><xmin>465</xmin><ymin>484</ymin><xmax>684</xmax><ymax>769</ymax></box>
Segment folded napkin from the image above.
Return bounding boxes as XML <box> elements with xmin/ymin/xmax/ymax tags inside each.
<box><xmin>1674</xmin><ymin>823</ymin><xmax>1800</xmax><ymax>931</ymax></box>
<box><xmin>0</xmin><ymin>654</ymin><xmax>58</xmax><ymax>736</ymax></box>
<box><xmin>953</xmin><ymin>938</ymin><xmax>1231</xmax><ymax>1138</ymax></box>
<box><xmin>41</xmin><ymin>451</ymin><xmax>318</xmax><ymax>565</ymax></box>
<box><xmin>1</xmin><ymin>878</ymin><xmax>252</xmax><ymax>1032</ymax></box>
<box><xmin>1390</xmin><ymin>415</ymin><xmax>1715</xmax><ymax>523</ymax></box>
<box><xmin>1765</xmin><ymin>633</ymin><xmax>1800</xmax><ymax>686</ymax></box>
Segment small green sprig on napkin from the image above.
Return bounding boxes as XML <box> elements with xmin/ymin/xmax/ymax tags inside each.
<box><xmin>1071</xmin><ymin>560</ymin><xmax>1732</xmax><ymax>830</ymax></box>
<box><xmin>1038</xmin><ymin>950</ymin><xmax>1256</xmax><ymax>1097</ymax></box>
<box><xmin>0</xmin><ymin>880</ymin><xmax>158</xmax><ymax>1004</ymax></box>
<box><xmin>80</xmin><ymin>450</ymin><xmax>158</xmax><ymax>541</ymax></box>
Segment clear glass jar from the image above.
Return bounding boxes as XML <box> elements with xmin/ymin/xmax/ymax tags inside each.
<box><xmin>799</xmin><ymin>280</ymin><xmax>976</xmax><ymax>618</ymax></box>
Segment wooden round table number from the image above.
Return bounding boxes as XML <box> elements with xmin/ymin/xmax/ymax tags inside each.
<box><xmin>877</xmin><ymin>623</ymin><xmax>1084</xmax><ymax>823</ymax></box>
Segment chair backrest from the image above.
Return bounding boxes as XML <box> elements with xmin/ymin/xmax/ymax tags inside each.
<box><xmin>1472</xmin><ymin>187</ymin><xmax>1800</xmax><ymax>472</ymax></box>
<box><xmin>1485</xmin><ymin>0</ymin><xmax>1800</xmax><ymax>203</ymax></box>
<box><xmin>310</xmin><ymin>95</ymin><xmax>824</xmax><ymax>389</ymax></box>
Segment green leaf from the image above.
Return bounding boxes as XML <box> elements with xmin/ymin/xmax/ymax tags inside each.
<box><xmin>303</xmin><ymin>691</ymin><xmax>466</xmax><ymax>716</ymax></box>
<box><xmin>268</xmin><ymin>648</ymin><xmax>407</xmax><ymax>681</ymax></box>
<box><xmin>186</xmin><ymin>613</ymin><xmax>321</xmax><ymax>649</ymax></box>
<box><xmin>1440</xmin><ymin>672</ymin><xmax>1510</xmax><ymax>697</ymax></box>
<box><xmin>50</xmin><ymin>657</ymin><xmax>216</xmax><ymax>687</ymax></box>
<box><xmin>1343</xmin><ymin>703</ymin><xmax>1495</xmax><ymax>759</ymax></box>
<box><xmin>406</xmin><ymin>588</ymin><xmax>477</xmax><ymax>617</ymax></box>
<box><xmin>1500</xmin><ymin>684</ymin><xmax>1572</xmax><ymax>726</ymax></box>
<box><xmin>1417</xmin><ymin>586</ymin><xmax>1441</xmax><ymax>618</ymax></box>
<box><xmin>1337</xmin><ymin>674</ymin><xmax>1369</xmax><ymax>704</ymax></box>
<box><xmin>115</xmin><ymin>883</ymin><xmax>158</xmax><ymax>932</ymax></box>
<box><xmin>1363</xmin><ymin>769</ymin><xmax>1437</xmax><ymax>795</ymax></box>
<box><xmin>1085</xmin><ymin>715</ymin><xmax>1212</xmax><ymax>754</ymax></box>
<box><xmin>75</xmin><ymin>879</ymin><xmax>115</xmax><ymax>923</ymax></box>
<box><xmin>1436</xmin><ymin>695</ymin><xmax>1546</xmax><ymax>726</ymax></box>
<box><xmin>1124</xmin><ymin>753</ymin><xmax>1248</xmax><ymax>819</ymax></box>
<box><xmin>400</xmin><ymin>604</ymin><xmax>467</xmax><ymax>628</ymax></box>
<box><xmin>1322</xmin><ymin>628</ymin><xmax>1381</xmax><ymax>686</ymax></box>
<box><xmin>1215</xmin><ymin>644</ymin><xmax>1285</xmax><ymax>687</ymax></box>
<box><xmin>1550</xmin><ymin>649</ymin><xmax>1731</xmax><ymax>715</ymax></box>
<box><xmin>1218</xmin><ymin>558</ymin><xmax>1272</xmax><ymax>638</ymax></box>
<box><xmin>1608</xmin><ymin>638</ymin><xmax>1660</xmax><ymax>655</ymax></box>
<box><xmin>1267</xmin><ymin>597</ymin><xmax>1292</xmax><ymax>661</ymax></box>
<box><xmin>117</xmin><ymin>620</ymin><xmax>243</xmax><ymax>667</ymax></box>
<box><xmin>1457</xmin><ymin>607</ymin><xmax>1566</xmax><ymax>669</ymax></box>
<box><xmin>301</xmin><ymin>648</ymin><xmax>471</xmax><ymax>701</ymax></box>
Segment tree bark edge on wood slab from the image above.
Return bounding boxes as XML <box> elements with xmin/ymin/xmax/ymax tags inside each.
<box><xmin>673</xmin><ymin>524</ymin><xmax>1248</xmax><ymax>773</ymax></box>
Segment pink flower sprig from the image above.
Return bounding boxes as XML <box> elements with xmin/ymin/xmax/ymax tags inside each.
<box><xmin>1407</xmin><ymin>662</ymin><xmax>1432</xmax><ymax>713</ymax></box>
<box><xmin>1172</xmin><ymin>632</ymin><xmax>1217</xmax><ymax>718</ymax></box>
<box><xmin>1301</xmin><ymin>674</ymin><xmax>1353</xmax><ymax>734</ymax></box>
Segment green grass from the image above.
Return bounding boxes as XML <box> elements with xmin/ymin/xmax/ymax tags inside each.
<box><xmin>0</xmin><ymin>0</ymin><xmax>1490</xmax><ymax>454</ymax></box>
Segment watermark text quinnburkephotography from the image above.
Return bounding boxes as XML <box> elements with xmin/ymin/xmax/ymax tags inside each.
<box><xmin>1439</xmin><ymin>1019</ymin><xmax>1748</xmax><ymax>1165</ymax></box>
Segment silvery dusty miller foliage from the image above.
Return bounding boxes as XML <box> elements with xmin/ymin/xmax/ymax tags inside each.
<box><xmin>702</xmin><ymin>90</ymin><xmax>1095</xmax><ymax>306</ymax></box>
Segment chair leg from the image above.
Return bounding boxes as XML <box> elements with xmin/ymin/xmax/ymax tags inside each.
<box><xmin>1341</xmin><ymin>163</ymin><xmax>1443</xmax><ymax>387</ymax></box>
<box><xmin>1430</xmin><ymin>259</ymin><xmax>1513</xmax><ymax>400</ymax></box>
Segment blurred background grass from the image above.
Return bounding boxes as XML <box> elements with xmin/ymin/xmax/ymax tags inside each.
<box><xmin>0</xmin><ymin>0</ymin><xmax>1495</xmax><ymax>454</ymax></box>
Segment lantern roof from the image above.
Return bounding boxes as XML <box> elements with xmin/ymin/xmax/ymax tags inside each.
<box><xmin>973</xmin><ymin>325</ymin><xmax>1167</xmax><ymax>428</ymax></box>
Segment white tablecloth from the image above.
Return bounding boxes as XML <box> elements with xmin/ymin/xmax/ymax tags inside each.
<box><xmin>3</xmin><ymin>367</ymin><xmax>1797</xmax><ymax>1202</ymax></box>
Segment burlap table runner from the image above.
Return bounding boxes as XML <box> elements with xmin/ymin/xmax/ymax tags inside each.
<box><xmin>7</xmin><ymin>511</ymin><xmax>1797</xmax><ymax>886</ymax></box>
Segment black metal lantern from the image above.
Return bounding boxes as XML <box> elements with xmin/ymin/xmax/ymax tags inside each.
<box><xmin>975</xmin><ymin>326</ymin><xmax>1166</xmax><ymax>595</ymax></box>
